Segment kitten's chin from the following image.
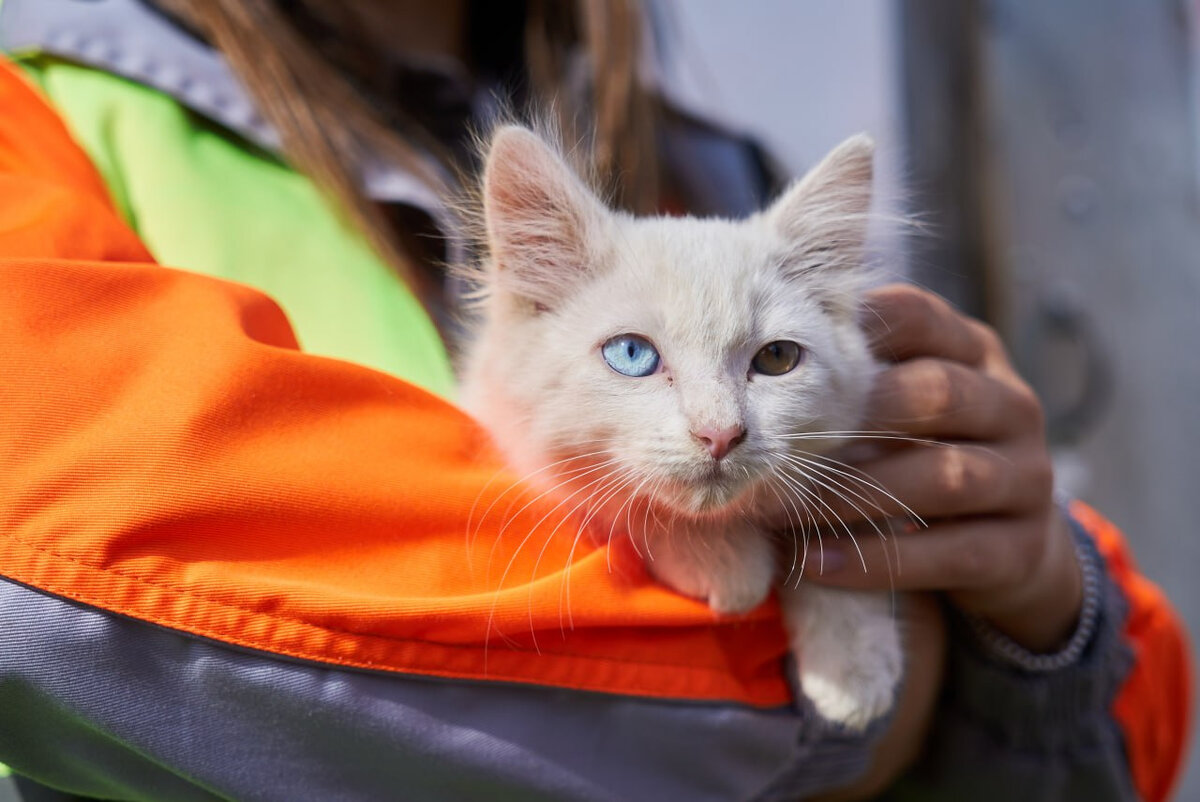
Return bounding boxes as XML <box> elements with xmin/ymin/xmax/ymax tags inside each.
<box><xmin>663</xmin><ymin>474</ymin><xmax>751</xmax><ymax>519</ymax></box>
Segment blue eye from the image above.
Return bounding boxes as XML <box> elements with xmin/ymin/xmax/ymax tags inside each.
<box><xmin>602</xmin><ymin>335</ymin><xmax>660</xmax><ymax>377</ymax></box>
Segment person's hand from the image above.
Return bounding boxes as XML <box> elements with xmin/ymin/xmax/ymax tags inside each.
<box><xmin>803</xmin><ymin>284</ymin><xmax>1082</xmax><ymax>652</ymax></box>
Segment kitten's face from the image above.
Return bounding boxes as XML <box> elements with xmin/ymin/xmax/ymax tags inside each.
<box><xmin>463</xmin><ymin>128</ymin><xmax>877</xmax><ymax>522</ymax></box>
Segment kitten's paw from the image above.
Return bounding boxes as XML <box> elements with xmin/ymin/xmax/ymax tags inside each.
<box><xmin>707</xmin><ymin>573</ymin><xmax>772</xmax><ymax>615</ymax></box>
<box><xmin>787</xmin><ymin>589</ymin><xmax>902</xmax><ymax>732</ymax></box>
<box><xmin>644</xmin><ymin>523</ymin><xmax>775</xmax><ymax>615</ymax></box>
<box><xmin>645</xmin><ymin>557</ymin><xmax>714</xmax><ymax>604</ymax></box>
<box><xmin>799</xmin><ymin>642</ymin><xmax>900</xmax><ymax>732</ymax></box>
<box><xmin>646</xmin><ymin>552</ymin><xmax>772</xmax><ymax>614</ymax></box>
<box><xmin>703</xmin><ymin>529</ymin><xmax>776</xmax><ymax>614</ymax></box>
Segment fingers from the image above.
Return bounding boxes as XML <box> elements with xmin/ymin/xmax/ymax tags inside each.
<box><xmin>861</xmin><ymin>285</ymin><xmax>990</xmax><ymax>366</ymax></box>
<box><xmin>866</xmin><ymin>357</ymin><xmax>1044</xmax><ymax>441</ymax></box>
<box><xmin>790</xmin><ymin>439</ymin><xmax>1054</xmax><ymax>524</ymax></box>
<box><xmin>793</xmin><ymin>283</ymin><xmax>1075</xmax><ymax>640</ymax></box>
<box><xmin>794</xmin><ymin>514</ymin><xmax>1049</xmax><ymax>597</ymax></box>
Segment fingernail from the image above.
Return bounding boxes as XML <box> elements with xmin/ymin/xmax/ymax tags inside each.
<box><xmin>818</xmin><ymin>546</ymin><xmax>847</xmax><ymax>575</ymax></box>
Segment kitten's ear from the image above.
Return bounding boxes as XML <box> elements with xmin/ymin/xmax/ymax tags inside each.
<box><xmin>767</xmin><ymin>133</ymin><xmax>875</xmax><ymax>277</ymax></box>
<box><xmin>483</xmin><ymin>126</ymin><xmax>606</xmax><ymax>308</ymax></box>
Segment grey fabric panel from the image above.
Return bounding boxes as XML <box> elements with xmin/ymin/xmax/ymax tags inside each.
<box><xmin>0</xmin><ymin>579</ymin><xmax>879</xmax><ymax>802</ymax></box>
<box><xmin>0</xmin><ymin>776</ymin><xmax>21</xmax><ymax>802</ymax></box>
<box><xmin>0</xmin><ymin>0</ymin><xmax>446</xmax><ymax>213</ymax></box>
<box><xmin>0</xmin><ymin>0</ymin><xmax>274</xmax><ymax>148</ymax></box>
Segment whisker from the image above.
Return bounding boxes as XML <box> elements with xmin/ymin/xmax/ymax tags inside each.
<box><xmin>598</xmin><ymin>473</ymin><xmax>645</xmax><ymax>574</ymax></box>
<box><xmin>772</xmin><ymin>464</ymin><xmax>867</xmax><ymax>576</ymax></box>
<box><xmin>769</xmin><ymin>430</ymin><xmax>941</xmax><ymax>448</ymax></box>
<box><xmin>530</xmin><ymin>470</ymin><xmax>634</xmax><ymax>643</ymax></box>
<box><xmin>465</xmin><ymin>464</ymin><xmax>508</xmax><ymax>576</ymax></box>
<box><xmin>789</xmin><ymin>453</ymin><xmax>916</xmax><ymax>578</ymax></box>
<box><xmin>482</xmin><ymin>462</ymin><xmax>622</xmax><ymax>664</ymax></box>
<box><xmin>792</xmin><ymin>450</ymin><xmax>926</xmax><ymax>531</ymax></box>
<box><xmin>763</xmin><ymin>473</ymin><xmax>807</xmax><ymax>581</ymax></box>
<box><xmin>770</xmin><ymin>468</ymin><xmax>840</xmax><ymax>580</ymax></box>
<box><xmin>469</xmin><ymin>449</ymin><xmax>616</xmax><ymax>550</ymax></box>
<box><xmin>780</xmin><ymin>456</ymin><xmax>899</xmax><ymax>589</ymax></box>
<box><xmin>779</xmin><ymin>453</ymin><xmax>892</xmax><ymax>530</ymax></box>
<box><xmin>638</xmin><ymin>478</ymin><xmax>662</xmax><ymax>561</ymax></box>
<box><xmin>621</xmin><ymin>474</ymin><xmax>657</xmax><ymax>561</ymax></box>
<box><xmin>483</xmin><ymin>458</ymin><xmax>620</xmax><ymax>583</ymax></box>
<box><xmin>778</xmin><ymin>454</ymin><xmax>905</xmax><ymax>565</ymax></box>
<box><xmin>526</xmin><ymin>470</ymin><xmax>632</xmax><ymax>646</ymax></box>
<box><xmin>555</xmin><ymin>471</ymin><xmax>636</xmax><ymax>634</ymax></box>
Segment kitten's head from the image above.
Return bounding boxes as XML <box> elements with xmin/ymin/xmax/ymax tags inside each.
<box><xmin>463</xmin><ymin>126</ymin><xmax>878</xmax><ymax>520</ymax></box>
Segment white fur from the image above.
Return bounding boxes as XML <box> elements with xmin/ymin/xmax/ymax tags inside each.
<box><xmin>460</xmin><ymin>126</ymin><xmax>901</xmax><ymax>731</ymax></box>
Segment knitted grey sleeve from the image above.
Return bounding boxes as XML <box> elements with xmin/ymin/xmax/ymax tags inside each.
<box><xmin>880</xmin><ymin>513</ymin><xmax>1138</xmax><ymax>802</ymax></box>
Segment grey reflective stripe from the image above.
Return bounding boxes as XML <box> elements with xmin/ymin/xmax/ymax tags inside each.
<box><xmin>0</xmin><ymin>0</ymin><xmax>446</xmax><ymax>215</ymax></box>
<box><xmin>0</xmin><ymin>579</ymin><xmax>879</xmax><ymax>802</ymax></box>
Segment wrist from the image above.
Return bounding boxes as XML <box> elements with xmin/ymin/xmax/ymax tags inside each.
<box><xmin>960</xmin><ymin>507</ymin><xmax>1109</xmax><ymax>673</ymax></box>
<box><xmin>966</xmin><ymin>509</ymin><xmax>1083</xmax><ymax>652</ymax></box>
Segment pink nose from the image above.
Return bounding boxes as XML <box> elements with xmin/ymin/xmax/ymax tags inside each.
<box><xmin>692</xmin><ymin>425</ymin><xmax>746</xmax><ymax>461</ymax></box>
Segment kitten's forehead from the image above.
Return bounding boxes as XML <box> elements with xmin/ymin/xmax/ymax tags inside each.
<box><xmin>590</xmin><ymin>215</ymin><xmax>815</xmax><ymax>347</ymax></box>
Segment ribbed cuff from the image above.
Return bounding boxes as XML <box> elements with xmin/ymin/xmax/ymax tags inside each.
<box><xmin>944</xmin><ymin>510</ymin><xmax>1134</xmax><ymax>750</ymax></box>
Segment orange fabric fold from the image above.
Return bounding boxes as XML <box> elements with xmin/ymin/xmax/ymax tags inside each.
<box><xmin>1072</xmin><ymin>501</ymin><xmax>1194</xmax><ymax>802</ymax></box>
<box><xmin>0</xmin><ymin>61</ymin><xmax>792</xmax><ymax>707</ymax></box>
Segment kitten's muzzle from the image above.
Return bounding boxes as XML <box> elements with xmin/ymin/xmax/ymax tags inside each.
<box><xmin>690</xmin><ymin>424</ymin><xmax>746</xmax><ymax>461</ymax></box>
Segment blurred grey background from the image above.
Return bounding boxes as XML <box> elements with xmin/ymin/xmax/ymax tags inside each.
<box><xmin>674</xmin><ymin>0</ymin><xmax>1199</xmax><ymax>797</ymax></box>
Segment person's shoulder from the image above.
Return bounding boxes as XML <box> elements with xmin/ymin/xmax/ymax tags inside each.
<box><xmin>1</xmin><ymin>0</ymin><xmax>281</xmax><ymax>152</ymax></box>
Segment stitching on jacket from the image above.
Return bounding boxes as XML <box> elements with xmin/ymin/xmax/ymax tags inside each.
<box><xmin>0</xmin><ymin>529</ymin><xmax>786</xmax><ymax>691</ymax></box>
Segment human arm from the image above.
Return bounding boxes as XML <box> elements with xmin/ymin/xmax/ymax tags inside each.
<box><xmin>804</xmin><ymin>285</ymin><xmax>1192</xmax><ymax>801</ymax></box>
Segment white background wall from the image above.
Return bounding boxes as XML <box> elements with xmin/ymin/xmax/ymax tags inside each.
<box><xmin>665</xmin><ymin>0</ymin><xmax>898</xmax><ymax>176</ymax></box>
<box><xmin>659</xmin><ymin>0</ymin><xmax>906</xmax><ymax>270</ymax></box>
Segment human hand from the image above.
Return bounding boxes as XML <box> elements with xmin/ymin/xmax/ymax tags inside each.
<box><xmin>802</xmin><ymin>284</ymin><xmax>1082</xmax><ymax>652</ymax></box>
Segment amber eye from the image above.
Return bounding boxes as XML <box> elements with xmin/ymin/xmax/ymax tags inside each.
<box><xmin>751</xmin><ymin>341</ymin><xmax>804</xmax><ymax>376</ymax></box>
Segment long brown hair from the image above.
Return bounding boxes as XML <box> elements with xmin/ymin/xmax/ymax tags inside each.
<box><xmin>153</xmin><ymin>0</ymin><xmax>659</xmax><ymax>299</ymax></box>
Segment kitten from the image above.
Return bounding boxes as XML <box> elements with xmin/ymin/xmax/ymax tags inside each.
<box><xmin>459</xmin><ymin>125</ymin><xmax>901</xmax><ymax>731</ymax></box>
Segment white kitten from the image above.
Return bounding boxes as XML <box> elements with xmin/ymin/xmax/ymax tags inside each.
<box><xmin>459</xmin><ymin>125</ymin><xmax>901</xmax><ymax>731</ymax></box>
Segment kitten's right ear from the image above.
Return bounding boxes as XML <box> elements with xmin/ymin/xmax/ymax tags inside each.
<box><xmin>766</xmin><ymin>133</ymin><xmax>875</xmax><ymax>277</ymax></box>
<box><xmin>483</xmin><ymin>126</ymin><xmax>606</xmax><ymax>309</ymax></box>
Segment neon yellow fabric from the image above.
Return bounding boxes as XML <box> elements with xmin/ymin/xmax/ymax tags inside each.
<box><xmin>17</xmin><ymin>56</ymin><xmax>455</xmax><ymax>397</ymax></box>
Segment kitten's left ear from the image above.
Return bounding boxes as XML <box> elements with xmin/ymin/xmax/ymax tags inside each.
<box><xmin>767</xmin><ymin>134</ymin><xmax>875</xmax><ymax>277</ymax></box>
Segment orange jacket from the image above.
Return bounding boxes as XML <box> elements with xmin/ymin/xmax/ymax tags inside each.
<box><xmin>0</xmin><ymin>60</ymin><xmax>791</xmax><ymax>708</ymax></box>
<box><xmin>0</xmin><ymin>59</ymin><xmax>1191</xmax><ymax>800</ymax></box>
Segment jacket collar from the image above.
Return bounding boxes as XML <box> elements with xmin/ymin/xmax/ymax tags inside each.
<box><xmin>0</xmin><ymin>0</ymin><xmax>448</xmax><ymax>213</ymax></box>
